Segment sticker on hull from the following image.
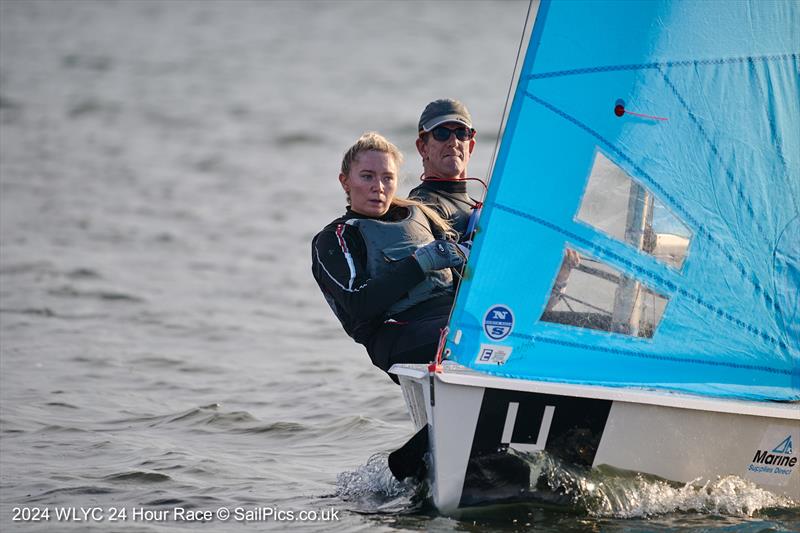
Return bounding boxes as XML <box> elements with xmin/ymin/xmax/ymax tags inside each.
<box><xmin>745</xmin><ymin>426</ymin><xmax>798</xmax><ymax>486</ymax></box>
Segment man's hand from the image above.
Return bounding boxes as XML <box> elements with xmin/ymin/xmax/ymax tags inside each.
<box><xmin>555</xmin><ymin>249</ymin><xmax>581</xmax><ymax>287</ymax></box>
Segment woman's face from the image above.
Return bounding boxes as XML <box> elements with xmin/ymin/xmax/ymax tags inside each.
<box><xmin>339</xmin><ymin>150</ymin><xmax>398</xmax><ymax>217</ymax></box>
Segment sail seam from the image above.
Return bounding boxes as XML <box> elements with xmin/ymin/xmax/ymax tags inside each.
<box><xmin>523</xmin><ymin>53</ymin><xmax>798</xmax><ymax>80</ymax></box>
<box><xmin>658</xmin><ymin>65</ymin><xmax>789</xmax><ymax>340</ymax></box>
<box><xmin>657</xmin><ymin>67</ymin><xmax>771</xmax><ymax>254</ymax></box>
<box><xmin>522</xmin><ymin>334</ymin><xmax>794</xmax><ymax>376</ymax></box>
<box><xmin>456</xmin><ymin>322</ymin><xmax>792</xmax><ymax>376</ymax></box>
<box><xmin>522</xmin><ymin>91</ymin><xmax>784</xmax><ymax>330</ymax></box>
<box><xmin>494</xmin><ymin>202</ymin><xmax>786</xmax><ymax>351</ymax></box>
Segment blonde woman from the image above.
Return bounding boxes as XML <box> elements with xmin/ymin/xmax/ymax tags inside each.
<box><xmin>311</xmin><ymin>132</ymin><xmax>464</xmax><ymax>382</ymax></box>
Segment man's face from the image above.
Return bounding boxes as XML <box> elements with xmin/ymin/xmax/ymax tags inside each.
<box><xmin>416</xmin><ymin>121</ymin><xmax>475</xmax><ymax>179</ymax></box>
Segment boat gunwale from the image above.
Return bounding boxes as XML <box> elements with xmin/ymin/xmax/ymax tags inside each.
<box><xmin>390</xmin><ymin>363</ymin><xmax>799</xmax><ymax>420</ymax></box>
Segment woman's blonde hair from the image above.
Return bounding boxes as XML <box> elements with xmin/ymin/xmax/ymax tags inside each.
<box><xmin>340</xmin><ymin>132</ymin><xmax>455</xmax><ymax>239</ymax></box>
<box><xmin>340</xmin><ymin>131</ymin><xmax>403</xmax><ymax>176</ymax></box>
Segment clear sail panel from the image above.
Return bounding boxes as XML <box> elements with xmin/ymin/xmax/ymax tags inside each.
<box><xmin>541</xmin><ymin>248</ymin><xmax>669</xmax><ymax>338</ymax></box>
<box><xmin>576</xmin><ymin>151</ymin><xmax>692</xmax><ymax>270</ymax></box>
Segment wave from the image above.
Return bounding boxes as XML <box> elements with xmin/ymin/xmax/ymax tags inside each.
<box><xmin>130</xmin><ymin>355</ymin><xmax>187</xmax><ymax>368</ymax></box>
<box><xmin>515</xmin><ymin>450</ymin><xmax>797</xmax><ymax>518</ymax></box>
<box><xmin>144</xmin><ymin>497</ymin><xmax>187</xmax><ymax>507</ymax></box>
<box><xmin>103</xmin><ymin>471</ymin><xmax>172</xmax><ymax>483</ymax></box>
<box><xmin>61</xmin><ymin>54</ymin><xmax>112</xmax><ymax>72</ymax></box>
<box><xmin>67</xmin><ymin>98</ymin><xmax>121</xmax><ymax>119</ymax></box>
<box><xmin>35</xmin><ymin>424</ymin><xmax>90</xmax><ymax>434</ymax></box>
<box><xmin>274</xmin><ymin>132</ymin><xmax>324</xmax><ymax>147</ymax></box>
<box><xmin>235</xmin><ymin>421</ymin><xmax>307</xmax><ymax>435</ymax></box>
<box><xmin>156</xmin><ymin>406</ymin><xmax>253</xmax><ymax>427</ymax></box>
<box><xmin>335</xmin><ymin>448</ymin><xmax>797</xmax><ymax>520</ymax></box>
<box><xmin>66</xmin><ymin>268</ymin><xmax>103</xmax><ymax>280</ymax></box>
<box><xmin>28</xmin><ymin>486</ymin><xmax>119</xmax><ymax>501</ymax></box>
<box><xmin>44</xmin><ymin>402</ymin><xmax>79</xmax><ymax>409</ymax></box>
<box><xmin>0</xmin><ymin>307</ymin><xmax>56</xmax><ymax>317</ymax></box>
<box><xmin>0</xmin><ymin>261</ymin><xmax>53</xmax><ymax>275</ymax></box>
<box><xmin>335</xmin><ymin>453</ymin><xmax>426</xmax><ymax>515</ymax></box>
<box><xmin>47</xmin><ymin>286</ymin><xmax>144</xmax><ymax>303</ymax></box>
<box><xmin>113</xmin><ymin>406</ymin><xmax>393</xmax><ymax>445</ymax></box>
<box><xmin>314</xmin><ymin>415</ymin><xmax>397</xmax><ymax>443</ymax></box>
<box><xmin>112</xmin><ymin>405</ymin><xmax>307</xmax><ymax>437</ymax></box>
<box><xmin>0</xmin><ymin>307</ymin><xmax>109</xmax><ymax>321</ymax></box>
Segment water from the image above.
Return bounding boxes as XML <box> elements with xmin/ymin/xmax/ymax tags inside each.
<box><xmin>0</xmin><ymin>1</ymin><xmax>797</xmax><ymax>531</ymax></box>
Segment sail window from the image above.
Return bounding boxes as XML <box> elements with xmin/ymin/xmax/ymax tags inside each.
<box><xmin>541</xmin><ymin>248</ymin><xmax>669</xmax><ymax>338</ymax></box>
<box><xmin>576</xmin><ymin>151</ymin><xmax>692</xmax><ymax>270</ymax></box>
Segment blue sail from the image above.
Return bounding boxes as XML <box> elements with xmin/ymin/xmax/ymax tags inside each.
<box><xmin>447</xmin><ymin>0</ymin><xmax>799</xmax><ymax>400</ymax></box>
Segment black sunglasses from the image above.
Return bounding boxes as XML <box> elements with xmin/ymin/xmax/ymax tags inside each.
<box><xmin>426</xmin><ymin>125</ymin><xmax>476</xmax><ymax>142</ymax></box>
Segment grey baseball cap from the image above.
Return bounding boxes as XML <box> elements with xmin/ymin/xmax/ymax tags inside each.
<box><xmin>418</xmin><ymin>99</ymin><xmax>473</xmax><ymax>133</ymax></box>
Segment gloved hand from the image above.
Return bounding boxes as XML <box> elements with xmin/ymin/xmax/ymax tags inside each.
<box><xmin>414</xmin><ymin>240</ymin><xmax>465</xmax><ymax>272</ymax></box>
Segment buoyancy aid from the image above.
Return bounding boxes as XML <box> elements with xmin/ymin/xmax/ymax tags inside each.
<box><xmin>347</xmin><ymin>205</ymin><xmax>453</xmax><ymax>316</ymax></box>
<box><xmin>408</xmin><ymin>181</ymin><xmax>479</xmax><ymax>241</ymax></box>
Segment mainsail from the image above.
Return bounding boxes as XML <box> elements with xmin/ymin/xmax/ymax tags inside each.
<box><xmin>447</xmin><ymin>0</ymin><xmax>799</xmax><ymax>400</ymax></box>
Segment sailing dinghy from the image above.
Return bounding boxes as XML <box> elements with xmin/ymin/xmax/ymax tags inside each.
<box><xmin>390</xmin><ymin>0</ymin><xmax>799</xmax><ymax>513</ymax></box>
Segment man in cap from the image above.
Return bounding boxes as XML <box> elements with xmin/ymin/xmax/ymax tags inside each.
<box><xmin>409</xmin><ymin>98</ymin><xmax>481</xmax><ymax>242</ymax></box>
<box><xmin>410</xmin><ymin>98</ymin><xmax>580</xmax><ymax>300</ymax></box>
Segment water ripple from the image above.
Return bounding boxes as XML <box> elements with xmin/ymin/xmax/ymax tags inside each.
<box><xmin>0</xmin><ymin>261</ymin><xmax>53</xmax><ymax>275</ymax></box>
<box><xmin>28</xmin><ymin>486</ymin><xmax>119</xmax><ymax>501</ymax></box>
<box><xmin>65</xmin><ymin>268</ymin><xmax>103</xmax><ymax>280</ymax></box>
<box><xmin>47</xmin><ymin>286</ymin><xmax>145</xmax><ymax>303</ymax></box>
<box><xmin>103</xmin><ymin>471</ymin><xmax>172</xmax><ymax>484</ymax></box>
<box><xmin>44</xmin><ymin>402</ymin><xmax>79</xmax><ymax>409</ymax></box>
<box><xmin>35</xmin><ymin>424</ymin><xmax>90</xmax><ymax>434</ymax></box>
<box><xmin>233</xmin><ymin>421</ymin><xmax>307</xmax><ymax>435</ymax></box>
<box><xmin>0</xmin><ymin>307</ymin><xmax>108</xmax><ymax>320</ymax></box>
<box><xmin>144</xmin><ymin>497</ymin><xmax>186</xmax><ymax>507</ymax></box>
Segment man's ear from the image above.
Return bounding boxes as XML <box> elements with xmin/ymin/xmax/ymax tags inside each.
<box><xmin>416</xmin><ymin>137</ymin><xmax>428</xmax><ymax>159</ymax></box>
<box><xmin>468</xmin><ymin>137</ymin><xmax>475</xmax><ymax>155</ymax></box>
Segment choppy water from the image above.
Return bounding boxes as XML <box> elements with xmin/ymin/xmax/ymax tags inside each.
<box><xmin>1</xmin><ymin>1</ymin><xmax>797</xmax><ymax>531</ymax></box>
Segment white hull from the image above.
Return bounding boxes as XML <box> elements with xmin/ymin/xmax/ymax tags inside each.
<box><xmin>391</xmin><ymin>362</ymin><xmax>800</xmax><ymax>514</ymax></box>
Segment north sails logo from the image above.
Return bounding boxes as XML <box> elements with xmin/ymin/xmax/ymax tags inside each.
<box><xmin>483</xmin><ymin>305</ymin><xmax>514</xmax><ymax>341</ymax></box>
<box><xmin>752</xmin><ymin>436</ymin><xmax>796</xmax><ymax>468</ymax></box>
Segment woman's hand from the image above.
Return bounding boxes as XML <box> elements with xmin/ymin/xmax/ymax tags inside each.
<box><xmin>414</xmin><ymin>240</ymin><xmax>465</xmax><ymax>272</ymax></box>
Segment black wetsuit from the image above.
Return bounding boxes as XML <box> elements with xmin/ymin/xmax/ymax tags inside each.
<box><xmin>408</xmin><ymin>179</ymin><xmax>479</xmax><ymax>241</ymax></box>
<box><xmin>311</xmin><ymin>206</ymin><xmax>453</xmax><ymax>380</ymax></box>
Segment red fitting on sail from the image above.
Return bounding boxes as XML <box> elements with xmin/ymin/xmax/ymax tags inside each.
<box><xmin>614</xmin><ymin>99</ymin><xmax>668</xmax><ymax>121</ymax></box>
